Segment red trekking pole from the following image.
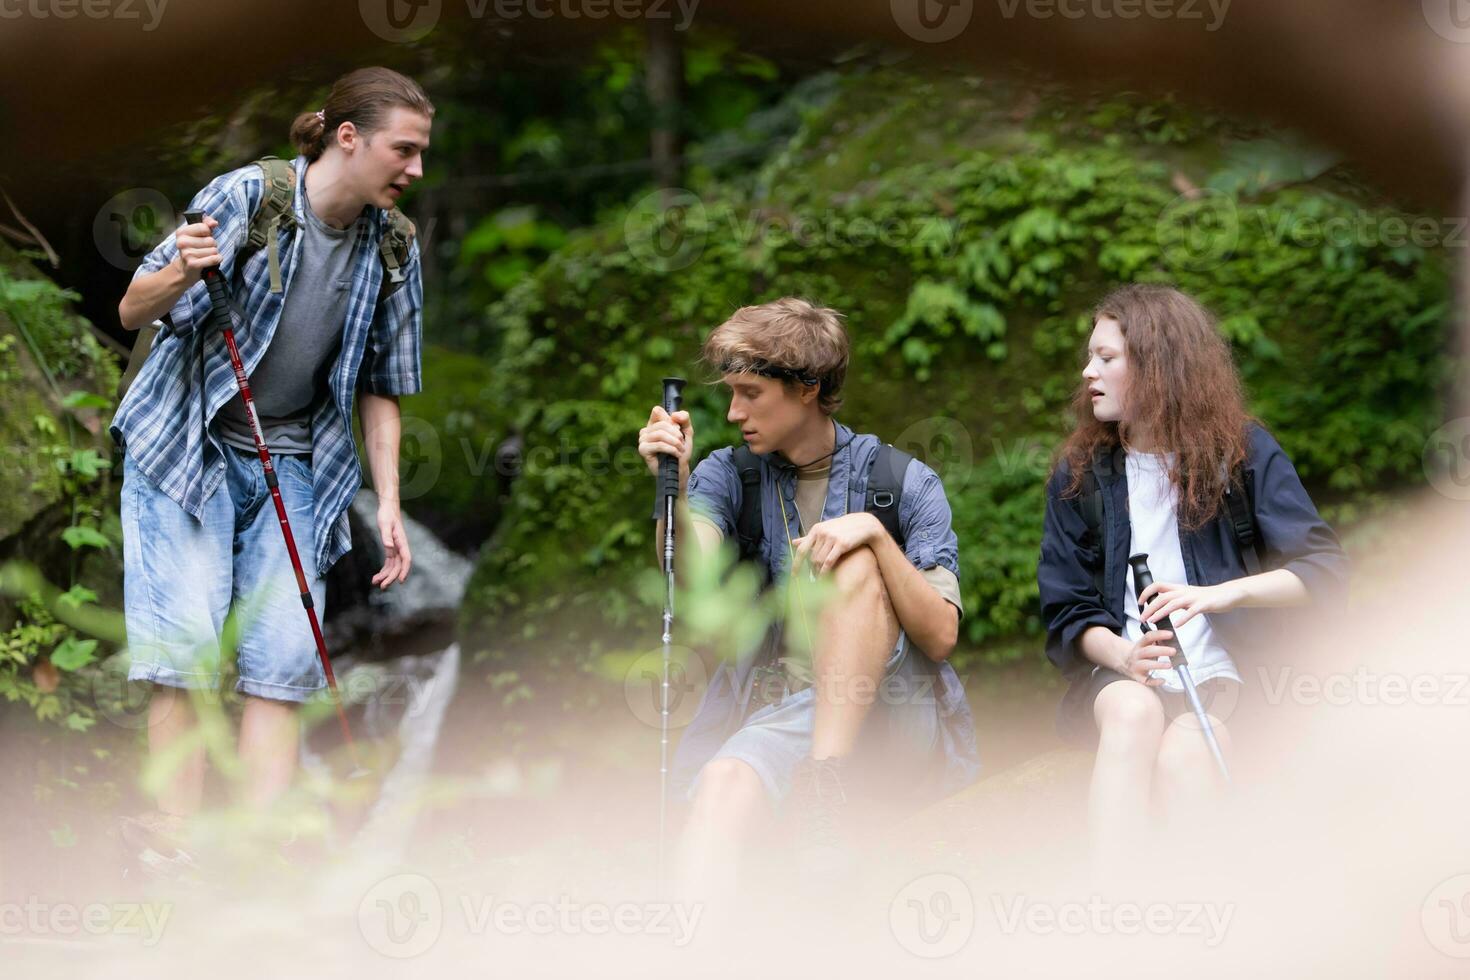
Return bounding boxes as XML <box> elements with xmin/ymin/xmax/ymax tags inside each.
<box><xmin>183</xmin><ymin>209</ymin><xmax>362</xmax><ymax>771</ymax></box>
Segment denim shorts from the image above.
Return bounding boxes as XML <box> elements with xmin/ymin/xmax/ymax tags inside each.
<box><xmin>121</xmin><ymin>445</ymin><xmax>327</xmax><ymax>702</ymax></box>
<box><xmin>687</xmin><ymin>630</ymin><xmax>942</xmax><ymax>806</ymax></box>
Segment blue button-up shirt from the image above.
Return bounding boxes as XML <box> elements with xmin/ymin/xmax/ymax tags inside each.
<box><xmin>109</xmin><ymin>155</ymin><xmax>424</xmax><ymax>577</ymax></box>
<box><xmin>676</xmin><ymin>422</ymin><xmax>980</xmax><ymax>798</ymax></box>
<box><xmin>686</xmin><ymin>422</ymin><xmax>962</xmax><ymax>583</ymax></box>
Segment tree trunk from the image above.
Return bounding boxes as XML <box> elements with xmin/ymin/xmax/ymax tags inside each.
<box><xmin>645</xmin><ymin>18</ymin><xmax>684</xmax><ymax>198</ymax></box>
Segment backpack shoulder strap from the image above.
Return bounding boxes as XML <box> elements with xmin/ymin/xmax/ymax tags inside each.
<box><xmin>117</xmin><ymin>163</ymin><xmax>414</xmax><ymax>407</ymax></box>
<box><xmin>116</xmin><ymin>159</ymin><xmax>292</xmax><ymax>405</ymax></box>
<box><xmin>1223</xmin><ymin>462</ymin><xmax>1264</xmax><ymax>575</ymax></box>
<box><xmin>246</xmin><ymin>158</ymin><xmax>417</xmax><ymax>300</ymax></box>
<box><xmin>864</xmin><ymin>444</ymin><xmax>912</xmax><ymax>548</ymax></box>
<box><xmin>378</xmin><ymin>207</ymin><xmax>416</xmax><ymax>301</ymax></box>
<box><xmin>1079</xmin><ymin>445</ymin><xmax>1108</xmax><ymax>535</ymax></box>
<box><xmin>730</xmin><ymin>445</ymin><xmax>765</xmax><ymax>566</ymax></box>
<box><xmin>1079</xmin><ymin>446</ymin><xmax>1109</xmax><ymax>596</ymax></box>
<box><xmin>249</xmin><ymin>156</ymin><xmax>297</xmax><ymax>294</ymax></box>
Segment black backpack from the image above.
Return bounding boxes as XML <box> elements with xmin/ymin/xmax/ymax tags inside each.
<box><xmin>1076</xmin><ymin>445</ymin><xmax>1264</xmax><ymax>596</ymax></box>
<box><xmin>729</xmin><ymin>441</ymin><xmax>913</xmax><ymax>584</ymax></box>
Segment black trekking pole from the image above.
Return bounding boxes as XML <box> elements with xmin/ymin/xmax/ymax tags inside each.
<box><xmin>657</xmin><ymin>377</ymin><xmax>686</xmax><ymax>890</ymax></box>
<box><xmin>184</xmin><ymin>210</ymin><xmax>363</xmax><ymax>774</ymax></box>
<box><xmin>1129</xmin><ymin>553</ymin><xmax>1231</xmax><ymax>783</ymax></box>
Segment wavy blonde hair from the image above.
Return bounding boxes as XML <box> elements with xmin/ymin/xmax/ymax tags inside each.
<box><xmin>700</xmin><ymin>297</ymin><xmax>850</xmax><ymax>414</ymax></box>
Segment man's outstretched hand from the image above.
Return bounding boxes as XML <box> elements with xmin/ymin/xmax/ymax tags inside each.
<box><xmin>372</xmin><ymin>501</ymin><xmax>413</xmax><ymax>589</ymax></box>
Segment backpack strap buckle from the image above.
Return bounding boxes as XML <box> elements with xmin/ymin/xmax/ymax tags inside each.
<box><xmin>249</xmin><ymin>157</ymin><xmax>299</xmax><ymax>294</ymax></box>
<box><xmin>265</xmin><ymin>213</ymin><xmax>285</xmax><ymax>293</ymax></box>
<box><xmin>378</xmin><ymin>209</ymin><xmax>416</xmax><ymax>298</ymax></box>
<box><xmin>379</xmin><ymin>230</ymin><xmax>407</xmax><ymax>285</ymax></box>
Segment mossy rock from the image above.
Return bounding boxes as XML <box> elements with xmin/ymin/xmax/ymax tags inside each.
<box><xmin>452</xmin><ymin>64</ymin><xmax>1451</xmax><ymax>669</ymax></box>
<box><xmin>0</xmin><ymin>238</ymin><xmax>119</xmax><ymax>549</ymax></box>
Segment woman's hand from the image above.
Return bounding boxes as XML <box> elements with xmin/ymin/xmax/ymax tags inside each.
<box><xmin>1116</xmin><ymin>630</ymin><xmax>1176</xmax><ymax>686</ymax></box>
<box><xmin>1138</xmin><ymin>581</ymin><xmax>1246</xmax><ymax>628</ymax></box>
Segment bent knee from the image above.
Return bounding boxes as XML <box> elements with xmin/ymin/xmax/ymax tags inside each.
<box><xmin>693</xmin><ymin>757</ymin><xmax>765</xmax><ymax>808</ymax></box>
<box><xmin>830</xmin><ymin>545</ymin><xmax>886</xmax><ymax>601</ymax></box>
<box><xmin>1094</xmin><ymin>681</ymin><xmax>1166</xmax><ymax>746</ymax></box>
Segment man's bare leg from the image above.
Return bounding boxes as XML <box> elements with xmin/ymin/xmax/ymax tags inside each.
<box><xmin>148</xmin><ymin>685</ymin><xmax>206</xmax><ymax>818</ymax></box>
<box><xmin>675</xmin><ymin>546</ymin><xmax>898</xmax><ymax>895</ymax></box>
<box><xmin>809</xmin><ymin>545</ymin><xmax>900</xmax><ymax>761</ymax></box>
<box><xmin>238</xmin><ymin>696</ymin><xmax>300</xmax><ymax>809</ymax></box>
<box><xmin>674</xmin><ymin>758</ymin><xmax>770</xmax><ymax>903</ymax></box>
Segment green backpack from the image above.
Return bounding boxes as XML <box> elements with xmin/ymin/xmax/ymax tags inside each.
<box><xmin>116</xmin><ymin>156</ymin><xmax>416</xmax><ymax>402</ymax></box>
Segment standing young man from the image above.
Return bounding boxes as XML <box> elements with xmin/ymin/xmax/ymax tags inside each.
<box><xmin>636</xmin><ymin>297</ymin><xmax>980</xmax><ymax>896</ymax></box>
<box><xmin>110</xmin><ymin>67</ymin><xmax>432</xmax><ymax>838</ymax></box>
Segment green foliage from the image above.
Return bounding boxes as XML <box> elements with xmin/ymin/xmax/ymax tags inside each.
<box><xmin>458</xmin><ymin>205</ymin><xmax>567</xmax><ymax>301</ymax></box>
<box><xmin>0</xmin><ymin>242</ymin><xmax>123</xmax><ymax>733</ymax></box>
<box><xmin>413</xmin><ymin>27</ymin><xmax>794</xmax><ymax>346</ymax></box>
<box><xmin>382</xmin><ymin>345</ymin><xmax>521</xmax><ymax>541</ymax></box>
<box><xmin>454</xmin><ymin>66</ymin><xmax>1452</xmax><ymax>673</ymax></box>
<box><xmin>0</xmin><ymin>596</ymin><xmax>99</xmax><ymax>733</ymax></box>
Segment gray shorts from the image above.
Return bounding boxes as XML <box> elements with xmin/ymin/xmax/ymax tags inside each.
<box><xmin>687</xmin><ymin>630</ymin><xmax>942</xmax><ymax>805</ymax></box>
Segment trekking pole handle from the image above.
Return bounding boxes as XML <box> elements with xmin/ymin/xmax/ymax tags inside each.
<box><xmin>1128</xmin><ymin>553</ymin><xmax>1186</xmax><ymax>669</ymax></box>
<box><xmin>182</xmin><ymin>209</ymin><xmax>233</xmax><ymax>333</ymax></box>
<box><xmin>659</xmin><ymin>377</ymin><xmax>686</xmax><ymax>504</ymax></box>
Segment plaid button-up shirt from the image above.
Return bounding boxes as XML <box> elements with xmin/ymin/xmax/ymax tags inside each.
<box><xmin>109</xmin><ymin>155</ymin><xmax>424</xmax><ymax>577</ymax></box>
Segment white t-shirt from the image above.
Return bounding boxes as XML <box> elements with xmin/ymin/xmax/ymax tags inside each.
<box><xmin>1122</xmin><ymin>452</ymin><xmax>1241</xmax><ymax>692</ymax></box>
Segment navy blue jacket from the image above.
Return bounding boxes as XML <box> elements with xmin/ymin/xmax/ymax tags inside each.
<box><xmin>1038</xmin><ymin>423</ymin><xmax>1350</xmax><ymax>680</ymax></box>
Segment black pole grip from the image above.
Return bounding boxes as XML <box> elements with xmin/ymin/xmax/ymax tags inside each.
<box><xmin>659</xmin><ymin>377</ymin><xmax>686</xmax><ymax>504</ymax></box>
<box><xmin>1127</xmin><ymin>553</ymin><xmax>1186</xmax><ymax>668</ymax></box>
<box><xmin>182</xmin><ymin>209</ymin><xmax>233</xmax><ymax>333</ymax></box>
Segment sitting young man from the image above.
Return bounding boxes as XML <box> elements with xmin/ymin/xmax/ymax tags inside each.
<box><xmin>636</xmin><ymin>297</ymin><xmax>980</xmax><ymax>894</ymax></box>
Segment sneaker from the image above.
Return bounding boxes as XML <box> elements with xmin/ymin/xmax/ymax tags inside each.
<box><xmin>120</xmin><ymin>811</ymin><xmax>202</xmax><ymax>885</ymax></box>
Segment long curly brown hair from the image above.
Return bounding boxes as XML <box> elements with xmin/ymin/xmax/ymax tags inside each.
<box><xmin>1058</xmin><ymin>284</ymin><xmax>1254</xmax><ymax>530</ymax></box>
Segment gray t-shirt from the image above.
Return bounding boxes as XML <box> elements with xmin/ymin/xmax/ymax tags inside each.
<box><xmin>211</xmin><ymin>183</ymin><xmax>357</xmax><ymax>456</ymax></box>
